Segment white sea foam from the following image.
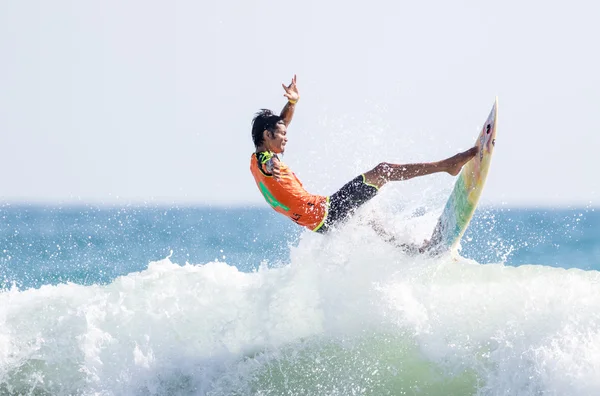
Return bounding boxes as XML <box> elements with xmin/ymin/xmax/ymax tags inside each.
<box><xmin>1</xmin><ymin>224</ymin><xmax>600</xmax><ymax>395</ymax></box>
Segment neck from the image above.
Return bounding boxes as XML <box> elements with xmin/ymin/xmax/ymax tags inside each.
<box><xmin>255</xmin><ymin>145</ymin><xmax>271</xmax><ymax>153</ymax></box>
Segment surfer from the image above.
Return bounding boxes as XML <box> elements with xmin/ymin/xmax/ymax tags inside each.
<box><xmin>250</xmin><ymin>75</ymin><xmax>478</xmax><ymax>238</ymax></box>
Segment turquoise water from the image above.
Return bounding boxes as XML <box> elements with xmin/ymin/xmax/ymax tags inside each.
<box><xmin>1</xmin><ymin>206</ymin><xmax>298</xmax><ymax>289</ymax></box>
<box><xmin>1</xmin><ymin>205</ymin><xmax>599</xmax><ymax>395</ymax></box>
<box><xmin>2</xmin><ymin>206</ymin><xmax>598</xmax><ymax>289</ymax></box>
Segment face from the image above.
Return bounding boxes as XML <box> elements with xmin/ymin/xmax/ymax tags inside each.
<box><xmin>264</xmin><ymin>120</ymin><xmax>288</xmax><ymax>154</ymax></box>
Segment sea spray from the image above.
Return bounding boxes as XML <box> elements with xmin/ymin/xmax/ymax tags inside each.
<box><xmin>2</xmin><ymin>226</ymin><xmax>600</xmax><ymax>395</ymax></box>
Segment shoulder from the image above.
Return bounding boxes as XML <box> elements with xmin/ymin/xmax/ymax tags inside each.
<box><xmin>256</xmin><ymin>151</ymin><xmax>278</xmax><ymax>164</ymax></box>
<box><xmin>253</xmin><ymin>151</ymin><xmax>280</xmax><ymax>175</ymax></box>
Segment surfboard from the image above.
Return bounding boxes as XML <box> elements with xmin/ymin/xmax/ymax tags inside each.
<box><xmin>427</xmin><ymin>98</ymin><xmax>498</xmax><ymax>255</ymax></box>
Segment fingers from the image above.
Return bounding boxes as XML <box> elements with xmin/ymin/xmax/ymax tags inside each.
<box><xmin>272</xmin><ymin>164</ymin><xmax>281</xmax><ymax>180</ymax></box>
<box><xmin>282</xmin><ymin>75</ymin><xmax>298</xmax><ymax>101</ymax></box>
<box><xmin>285</xmin><ymin>75</ymin><xmax>297</xmax><ymax>88</ymax></box>
<box><xmin>282</xmin><ymin>75</ymin><xmax>297</xmax><ymax>88</ymax></box>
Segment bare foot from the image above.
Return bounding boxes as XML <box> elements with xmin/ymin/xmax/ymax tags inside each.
<box><xmin>444</xmin><ymin>146</ymin><xmax>478</xmax><ymax>176</ymax></box>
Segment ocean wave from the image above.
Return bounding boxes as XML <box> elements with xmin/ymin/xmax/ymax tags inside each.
<box><xmin>1</xmin><ymin>230</ymin><xmax>600</xmax><ymax>395</ymax></box>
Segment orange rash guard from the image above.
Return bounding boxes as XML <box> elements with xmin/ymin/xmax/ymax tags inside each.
<box><xmin>250</xmin><ymin>151</ymin><xmax>328</xmax><ymax>231</ymax></box>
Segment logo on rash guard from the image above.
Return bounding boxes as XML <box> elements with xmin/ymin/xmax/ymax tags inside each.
<box><xmin>259</xmin><ymin>182</ymin><xmax>289</xmax><ymax>211</ymax></box>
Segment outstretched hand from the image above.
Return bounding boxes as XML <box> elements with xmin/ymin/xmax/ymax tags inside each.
<box><xmin>282</xmin><ymin>75</ymin><xmax>299</xmax><ymax>103</ymax></box>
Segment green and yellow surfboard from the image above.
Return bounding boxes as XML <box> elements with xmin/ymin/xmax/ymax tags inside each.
<box><xmin>428</xmin><ymin>98</ymin><xmax>498</xmax><ymax>255</ymax></box>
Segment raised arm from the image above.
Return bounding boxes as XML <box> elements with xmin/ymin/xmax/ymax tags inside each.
<box><xmin>280</xmin><ymin>75</ymin><xmax>299</xmax><ymax>126</ymax></box>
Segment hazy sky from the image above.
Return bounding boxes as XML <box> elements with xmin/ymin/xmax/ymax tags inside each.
<box><xmin>1</xmin><ymin>0</ymin><xmax>599</xmax><ymax>207</ymax></box>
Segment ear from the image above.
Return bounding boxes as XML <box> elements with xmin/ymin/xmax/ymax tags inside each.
<box><xmin>263</xmin><ymin>129</ymin><xmax>273</xmax><ymax>140</ymax></box>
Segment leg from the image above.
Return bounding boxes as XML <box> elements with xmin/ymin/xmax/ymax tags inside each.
<box><xmin>317</xmin><ymin>176</ymin><xmax>379</xmax><ymax>233</ymax></box>
<box><xmin>367</xmin><ymin>219</ymin><xmax>428</xmax><ymax>255</ymax></box>
<box><xmin>363</xmin><ymin>146</ymin><xmax>478</xmax><ymax>189</ymax></box>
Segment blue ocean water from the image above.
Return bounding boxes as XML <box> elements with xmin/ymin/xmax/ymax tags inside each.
<box><xmin>1</xmin><ymin>204</ymin><xmax>600</xmax><ymax>395</ymax></box>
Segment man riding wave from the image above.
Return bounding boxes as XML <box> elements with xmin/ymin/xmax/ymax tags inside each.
<box><xmin>250</xmin><ymin>75</ymin><xmax>478</xmax><ymax>236</ymax></box>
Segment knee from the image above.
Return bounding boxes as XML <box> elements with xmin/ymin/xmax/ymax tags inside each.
<box><xmin>373</xmin><ymin>162</ymin><xmax>392</xmax><ymax>176</ymax></box>
<box><xmin>363</xmin><ymin>162</ymin><xmax>391</xmax><ymax>189</ymax></box>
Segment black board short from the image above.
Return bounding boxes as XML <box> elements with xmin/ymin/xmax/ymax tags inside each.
<box><xmin>315</xmin><ymin>175</ymin><xmax>379</xmax><ymax>233</ymax></box>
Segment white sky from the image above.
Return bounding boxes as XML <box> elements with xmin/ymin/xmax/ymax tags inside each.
<box><xmin>1</xmin><ymin>0</ymin><xmax>599</xmax><ymax>207</ymax></box>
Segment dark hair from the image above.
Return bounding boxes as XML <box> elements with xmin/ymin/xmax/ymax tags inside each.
<box><xmin>252</xmin><ymin>109</ymin><xmax>282</xmax><ymax>148</ymax></box>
